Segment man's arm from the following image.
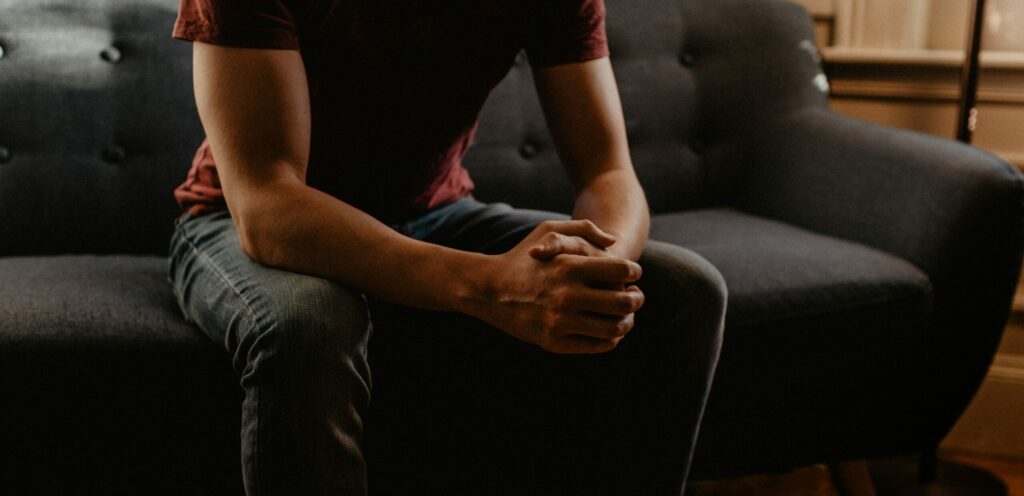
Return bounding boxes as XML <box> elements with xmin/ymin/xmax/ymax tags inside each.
<box><xmin>532</xmin><ymin>57</ymin><xmax>650</xmax><ymax>262</ymax></box>
<box><xmin>191</xmin><ymin>43</ymin><xmax>643</xmax><ymax>353</ymax></box>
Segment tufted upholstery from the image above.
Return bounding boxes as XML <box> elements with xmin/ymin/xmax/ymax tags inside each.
<box><xmin>0</xmin><ymin>0</ymin><xmax>828</xmax><ymax>255</ymax></box>
<box><xmin>2</xmin><ymin>0</ymin><xmax>1023</xmax><ymax>493</ymax></box>
<box><xmin>0</xmin><ymin>0</ymin><xmax>202</xmax><ymax>256</ymax></box>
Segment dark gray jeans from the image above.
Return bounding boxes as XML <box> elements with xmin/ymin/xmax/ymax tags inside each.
<box><xmin>169</xmin><ymin>198</ymin><xmax>725</xmax><ymax>496</ymax></box>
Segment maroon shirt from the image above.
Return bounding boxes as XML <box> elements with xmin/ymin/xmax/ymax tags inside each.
<box><xmin>173</xmin><ymin>0</ymin><xmax>608</xmax><ymax>222</ymax></box>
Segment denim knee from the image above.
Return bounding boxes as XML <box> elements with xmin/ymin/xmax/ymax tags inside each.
<box><xmin>233</xmin><ymin>276</ymin><xmax>373</xmax><ymax>387</ymax></box>
<box><xmin>639</xmin><ymin>240</ymin><xmax>727</xmax><ymax>361</ymax></box>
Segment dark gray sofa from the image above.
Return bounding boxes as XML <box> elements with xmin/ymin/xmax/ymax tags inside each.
<box><xmin>2</xmin><ymin>0</ymin><xmax>1022</xmax><ymax>493</ymax></box>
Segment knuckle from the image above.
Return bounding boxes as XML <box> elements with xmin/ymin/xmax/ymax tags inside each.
<box><xmin>539</xmin><ymin>312</ymin><xmax>558</xmax><ymax>333</ymax></box>
<box><xmin>621</xmin><ymin>261</ymin><xmax>640</xmax><ymax>280</ymax></box>
<box><xmin>592</xmin><ymin>339</ymin><xmax>618</xmax><ymax>354</ymax></box>
<box><xmin>619</xmin><ymin>294</ymin><xmax>636</xmax><ymax>313</ymax></box>
<box><xmin>555</xmin><ymin>257</ymin><xmax>578</xmax><ymax>275</ymax></box>
<box><xmin>634</xmin><ymin>291</ymin><xmax>646</xmax><ymax>309</ymax></box>
<box><xmin>616</xmin><ymin>317</ymin><xmax>633</xmax><ymax>336</ymax></box>
<box><xmin>550</xmin><ymin>290</ymin><xmax>571</xmax><ymax>309</ymax></box>
<box><xmin>625</xmin><ymin>292</ymin><xmax>642</xmax><ymax>312</ymax></box>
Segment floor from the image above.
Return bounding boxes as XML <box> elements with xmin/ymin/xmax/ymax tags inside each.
<box><xmin>687</xmin><ymin>452</ymin><xmax>1024</xmax><ymax>496</ymax></box>
<box><xmin>948</xmin><ymin>453</ymin><xmax>1024</xmax><ymax>496</ymax></box>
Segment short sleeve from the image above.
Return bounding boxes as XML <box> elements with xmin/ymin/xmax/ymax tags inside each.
<box><xmin>172</xmin><ymin>0</ymin><xmax>300</xmax><ymax>50</ymax></box>
<box><xmin>524</xmin><ymin>0</ymin><xmax>609</xmax><ymax>68</ymax></box>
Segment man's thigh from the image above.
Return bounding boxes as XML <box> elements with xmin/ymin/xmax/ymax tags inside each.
<box><xmin>169</xmin><ymin>211</ymin><xmax>372</xmax><ymax>363</ymax></box>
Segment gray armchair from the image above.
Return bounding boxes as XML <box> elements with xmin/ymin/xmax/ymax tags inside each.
<box><xmin>1</xmin><ymin>0</ymin><xmax>1021</xmax><ymax>492</ymax></box>
<box><xmin>466</xmin><ymin>0</ymin><xmax>1024</xmax><ymax>478</ymax></box>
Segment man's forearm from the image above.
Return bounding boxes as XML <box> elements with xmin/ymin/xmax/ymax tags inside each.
<box><xmin>235</xmin><ymin>181</ymin><xmax>491</xmax><ymax>314</ymax></box>
<box><xmin>571</xmin><ymin>167</ymin><xmax>650</xmax><ymax>261</ymax></box>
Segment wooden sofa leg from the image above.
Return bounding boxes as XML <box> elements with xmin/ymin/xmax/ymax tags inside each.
<box><xmin>829</xmin><ymin>460</ymin><xmax>877</xmax><ymax>496</ymax></box>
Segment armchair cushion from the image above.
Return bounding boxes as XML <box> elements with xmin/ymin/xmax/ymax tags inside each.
<box><xmin>652</xmin><ymin>208</ymin><xmax>932</xmax><ymax>327</ymax></box>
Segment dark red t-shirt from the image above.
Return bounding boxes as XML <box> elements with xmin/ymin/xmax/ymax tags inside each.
<box><xmin>173</xmin><ymin>0</ymin><xmax>608</xmax><ymax>222</ymax></box>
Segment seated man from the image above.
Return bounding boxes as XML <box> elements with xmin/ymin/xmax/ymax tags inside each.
<box><xmin>168</xmin><ymin>0</ymin><xmax>725</xmax><ymax>494</ymax></box>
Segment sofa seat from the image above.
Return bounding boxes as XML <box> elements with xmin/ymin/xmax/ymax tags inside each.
<box><xmin>0</xmin><ymin>256</ymin><xmax>243</xmax><ymax>493</ymax></box>
<box><xmin>652</xmin><ymin>209</ymin><xmax>934</xmax><ymax>477</ymax></box>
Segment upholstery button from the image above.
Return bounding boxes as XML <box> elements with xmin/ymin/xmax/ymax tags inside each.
<box><xmin>101</xmin><ymin>145</ymin><xmax>126</xmax><ymax>164</ymax></box>
<box><xmin>100</xmin><ymin>45</ymin><xmax>122</xmax><ymax>64</ymax></box>
<box><xmin>518</xmin><ymin>142</ymin><xmax>539</xmax><ymax>159</ymax></box>
<box><xmin>0</xmin><ymin>146</ymin><xmax>11</xmax><ymax>164</ymax></box>
<box><xmin>680</xmin><ymin>52</ymin><xmax>696</xmax><ymax>67</ymax></box>
<box><xmin>690</xmin><ymin>138</ymin><xmax>707</xmax><ymax>155</ymax></box>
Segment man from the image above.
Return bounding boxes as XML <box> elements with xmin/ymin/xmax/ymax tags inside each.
<box><xmin>168</xmin><ymin>0</ymin><xmax>726</xmax><ymax>494</ymax></box>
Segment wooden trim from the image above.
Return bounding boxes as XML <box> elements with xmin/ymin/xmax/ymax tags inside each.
<box><xmin>1002</xmin><ymin>152</ymin><xmax>1024</xmax><ymax>171</ymax></box>
<box><xmin>828</xmin><ymin>81</ymin><xmax>1024</xmax><ymax>104</ymax></box>
<box><xmin>824</xmin><ymin>48</ymin><xmax>1024</xmax><ymax>104</ymax></box>
<box><xmin>823</xmin><ymin>48</ymin><xmax>1024</xmax><ymax>69</ymax></box>
<box><xmin>990</xmin><ymin>355</ymin><xmax>1024</xmax><ymax>385</ymax></box>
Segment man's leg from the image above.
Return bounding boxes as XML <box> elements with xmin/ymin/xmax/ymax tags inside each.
<box><xmin>169</xmin><ymin>211</ymin><xmax>373</xmax><ymax>496</ymax></box>
<box><xmin>369</xmin><ymin>201</ymin><xmax>725</xmax><ymax>495</ymax></box>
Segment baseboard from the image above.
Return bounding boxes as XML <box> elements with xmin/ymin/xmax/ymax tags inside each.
<box><xmin>941</xmin><ymin>354</ymin><xmax>1024</xmax><ymax>459</ymax></box>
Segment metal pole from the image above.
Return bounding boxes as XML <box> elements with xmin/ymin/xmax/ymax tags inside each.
<box><xmin>957</xmin><ymin>0</ymin><xmax>987</xmax><ymax>143</ymax></box>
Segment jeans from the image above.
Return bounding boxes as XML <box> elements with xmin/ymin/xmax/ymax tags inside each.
<box><xmin>169</xmin><ymin>198</ymin><xmax>726</xmax><ymax>496</ymax></box>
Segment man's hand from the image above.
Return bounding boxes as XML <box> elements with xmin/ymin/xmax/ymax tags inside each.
<box><xmin>527</xmin><ymin>226</ymin><xmax>618</xmax><ymax>261</ymax></box>
<box><xmin>468</xmin><ymin>220</ymin><xmax>645</xmax><ymax>354</ymax></box>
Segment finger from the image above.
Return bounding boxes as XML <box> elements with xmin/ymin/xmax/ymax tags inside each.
<box><xmin>550</xmin><ymin>310</ymin><xmax>635</xmax><ymax>340</ymax></box>
<box><xmin>539</xmin><ymin>219</ymin><xmax>616</xmax><ymax>249</ymax></box>
<box><xmin>556</xmin><ymin>334</ymin><xmax>624</xmax><ymax>355</ymax></box>
<box><xmin>564</xmin><ymin>256</ymin><xmax>642</xmax><ymax>284</ymax></box>
<box><xmin>529</xmin><ymin>233</ymin><xmax>601</xmax><ymax>260</ymax></box>
<box><xmin>560</xmin><ymin>286</ymin><xmax>644</xmax><ymax>316</ymax></box>
<box><xmin>575</xmin><ymin>312</ymin><xmax>635</xmax><ymax>339</ymax></box>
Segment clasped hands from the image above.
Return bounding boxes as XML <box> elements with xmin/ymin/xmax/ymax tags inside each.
<box><xmin>476</xmin><ymin>219</ymin><xmax>645</xmax><ymax>354</ymax></box>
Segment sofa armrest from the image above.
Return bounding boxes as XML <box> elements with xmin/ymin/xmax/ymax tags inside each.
<box><xmin>739</xmin><ymin>107</ymin><xmax>1024</xmax><ymax>440</ymax></box>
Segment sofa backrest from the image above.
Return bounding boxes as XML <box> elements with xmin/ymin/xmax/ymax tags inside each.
<box><xmin>0</xmin><ymin>0</ymin><xmax>827</xmax><ymax>256</ymax></box>
<box><xmin>0</xmin><ymin>0</ymin><xmax>201</xmax><ymax>256</ymax></box>
<box><xmin>467</xmin><ymin>0</ymin><xmax>829</xmax><ymax>215</ymax></box>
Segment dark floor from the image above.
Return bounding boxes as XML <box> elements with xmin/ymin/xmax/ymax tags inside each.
<box><xmin>687</xmin><ymin>452</ymin><xmax>1024</xmax><ymax>496</ymax></box>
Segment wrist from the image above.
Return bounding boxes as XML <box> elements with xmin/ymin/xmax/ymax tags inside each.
<box><xmin>449</xmin><ymin>252</ymin><xmax>500</xmax><ymax>317</ymax></box>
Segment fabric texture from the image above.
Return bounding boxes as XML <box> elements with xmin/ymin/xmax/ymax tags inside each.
<box><xmin>170</xmin><ymin>0</ymin><xmax>609</xmax><ymax>222</ymax></box>
<box><xmin>169</xmin><ymin>199</ymin><xmax>725</xmax><ymax>495</ymax></box>
<box><xmin>651</xmin><ymin>208</ymin><xmax>932</xmax><ymax>328</ymax></box>
<box><xmin>650</xmin><ymin>208</ymin><xmax>934</xmax><ymax>476</ymax></box>
<box><xmin>170</xmin><ymin>211</ymin><xmax>374</xmax><ymax>495</ymax></box>
<box><xmin>0</xmin><ymin>255</ymin><xmax>242</xmax><ymax>494</ymax></box>
<box><xmin>738</xmin><ymin>106</ymin><xmax>1024</xmax><ymax>447</ymax></box>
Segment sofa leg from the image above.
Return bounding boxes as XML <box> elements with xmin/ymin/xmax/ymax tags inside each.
<box><xmin>829</xmin><ymin>460</ymin><xmax>877</xmax><ymax>496</ymax></box>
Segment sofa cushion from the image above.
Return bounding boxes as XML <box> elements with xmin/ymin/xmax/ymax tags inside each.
<box><xmin>0</xmin><ymin>255</ymin><xmax>242</xmax><ymax>494</ymax></box>
<box><xmin>651</xmin><ymin>209</ymin><xmax>934</xmax><ymax>477</ymax></box>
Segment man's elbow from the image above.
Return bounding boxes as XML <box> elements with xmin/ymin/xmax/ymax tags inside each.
<box><xmin>234</xmin><ymin>211</ymin><xmax>281</xmax><ymax>267</ymax></box>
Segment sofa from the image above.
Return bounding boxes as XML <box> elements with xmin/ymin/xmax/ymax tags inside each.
<box><xmin>2</xmin><ymin>0</ymin><xmax>1022</xmax><ymax>493</ymax></box>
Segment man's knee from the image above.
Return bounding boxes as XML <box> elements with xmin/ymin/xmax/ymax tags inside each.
<box><xmin>239</xmin><ymin>274</ymin><xmax>372</xmax><ymax>375</ymax></box>
<box><xmin>638</xmin><ymin>240</ymin><xmax>727</xmax><ymax>355</ymax></box>
<box><xmin>640</xmin><ymin>240</ymin><xmax>727</xmax><ymax>319</ymax></box>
